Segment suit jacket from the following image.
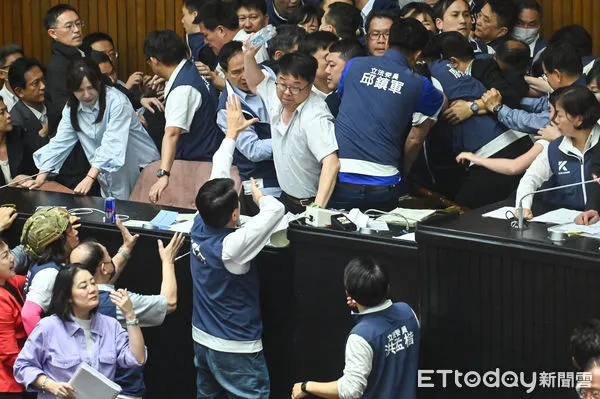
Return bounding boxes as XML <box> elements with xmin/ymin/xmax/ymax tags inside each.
<box><xmin>0</xmin><ymin>126</ymin><xmax>37</xmax><ymax>186</ymax></box>
<box><xmin>585</xmin><ymin>143</ymin><xmax>600</xmax><ymax>211</ymax></box>
<box><xmin>10</xmin><ymin>100</ymin><xmax>49</xmax><ymax>157</ymax></box>
<box><xmin>0</xmin><ymin>275</ymin><xmax>26</xmax><ymax>393</ymax></box>
<box><xmin>471</xmin><ymin>58</ymin><xmax>527</xmax><ymax>110</ymax></box>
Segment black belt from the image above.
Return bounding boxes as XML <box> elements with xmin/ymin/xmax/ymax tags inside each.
<box><xmin>281</xmin><ymin>191</ymin><xmax>315</xmax><ymax>206</ymax></box>
<box><xmin>337</xmin><ymin>181</ymin><xmax>396</xmax><ymax>192</ymax></box>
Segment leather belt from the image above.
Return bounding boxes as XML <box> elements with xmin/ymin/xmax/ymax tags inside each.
<box><xmin>282</xmin><ymin>191</ymin><xmax>315</xmax><ymax>206</ymax></box>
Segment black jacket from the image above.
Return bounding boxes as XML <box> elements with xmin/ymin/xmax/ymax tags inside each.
<box><xmin>0</xmin><ymin>127</ymin><xmax>37</xmax><ymax>186</ymax></box>
<box><xmin>471</xmin><ymin>58</ymin><xmax>528</xmax><ymax>110</ymax></box>
<box><xmin>10</xmin><ymin>100</ymin><xmax>49</xmax><ymax>156</ymax></box>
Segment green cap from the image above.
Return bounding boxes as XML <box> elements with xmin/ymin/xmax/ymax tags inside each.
<box><xmin>21</xmin><ymin>207</ymin><xmax>70</xmax><ymax>258</ymax></box>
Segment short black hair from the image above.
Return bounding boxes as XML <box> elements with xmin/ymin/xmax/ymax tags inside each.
<box><xmin>67</xmin><ymin>59</ymin><xmax>107</xmax><ymax>131</ymax></box>
<box><xmin>325</xmin><ymin>3</ymin><xmax>362</xmax><ymax>40</ymax></box>
<box><xmin>198</xmin><ymin>1</ymin><xmax>239</xmax><ymax>31</ymax></box>
<box><xmin>541</xmin><ymin>42</ymin><xmax>583</xmax><ymax>78</ymax></box>
<box><xmin>288</xmin><ymin>5</ymin><xmax>323</xmax><ymax>28</ymax></box>
<box><xmin>587</xmin><ymin>62</ymin><xmax>600</xmax><ymax>86</ymax></box>
<box><xmin>144</xmin><ymin>30</ymin><xmax>187</xmax><ymax>66</ymax></box>
<box><xmin>89</xmin><ymin>50</ymin><xmax>112</xmax><ymax>66</ymax></box>
<box><xmin>328</xmin><ymin>38</ymin><xmax>366</xmax><ymax>62</ymax></box>
<box><xmin>516</xmin><ymin>0</ymin><xmax>543</xmax><ymax>18</ymax></box>
<box><xmin>487</xmin><ymin>0</ymin><xmax>518</xmax><ymax>30</ymax></box>
<box><xmin>235</xmin><ymin>0</ymin><xmax>268</xmax><ymax>15</ymax></box>
<box><xmin>570</xmin><ymin>319</ymin><xmax>600</xmax><ymax>370</ymax></box>
<box><xmin>76</xmin><ymin>240</ymin><xmax>105</xmax><ymax>277</ymax></box>
<box><xmin>365</xmin><ymin>9</ymin><xmax>399</xmax><ymax>34</ymax></box>
<box><xmin>0</xmin><ymin>44</ymin><xmax>24</xmax><ymax>68</ymax></box>
<box><xmin>433</xmin><ymin>0</ymin><xmax>470</xmax><ymax>21</ymax></box>
<box><xmin>437</xmin><ymin>31</ymin><xmax>474</xmax><ymax>62</ymax></box>
<box><xmin>278</xmin><ymin>52</ymin><xmax>318</xmax><ymax>83</ymax></box>
<box><xmin>219</xmin><ymin>41</ymin><xmax>244</xmax><ymax>72</ymax></box>
<box><xmin>495</xmin><ymin>39</ymin><xmax>530</xmax><ymax>74</ymax></box>
<box><xmin>298</xmin><ymin>31</ymin><xmax>338</xmax><ymax>56</ymax></box>
<box><xmin>48</xmin><ymin>263</ymin><xmax>98</xmax><ymax>322</ymax></box>
<box><xmin>82</xmin><ymin>32</ymin><xmax>115</xmax><ymax>56</ymax></box>
<box><xmin>400</xmin><ymin>2</ymin><xmax>434</xmax><ymax>20</ymax></box>
<box><xmin>267</xmin><ymin>24</ymin><xmax>306</xmax><ymax>59</ymax></box>
<box><xmin>195</xmin><ymin>178</ymin><xmax>239</xmax><ymax>228</ymax></box>
<box><xmin>44</xmin><ymin>4</ymin><xmax>78</xmax><ymax>30</ymax></box>
<box><xmin>8</xmin><ymin>57</ymin><xmax>45</xmax><ymax>92</ymax></box>
<box><xmin>184</xmin><ymin>0</ymin><xmax>204</xmax><ymax>24</ymax></box>
<box><xmin>343</xmin><ymin>258</ymin><xmax>389</xmax><ymax>307</ymax></box>
<box><xmin>555</xmin><ymin>85</ymin><xmax>600</xmax><ymax>130</ymax></box>
<box><xmin>389</xmin><ymin>17</ymin><xmax>429</xmax><ymax>54</ymax></box>
<box><xmin>549</xmin><ymin>25</ymin><xmax>593</xmax><ymax>59</ymax></box>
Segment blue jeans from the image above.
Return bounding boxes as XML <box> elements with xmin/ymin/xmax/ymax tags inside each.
<box><xmin>193</xmin><ymin>342</ymin><xmax>270</xmax><ymax>399</ymax></box>
<box><xmin>328</xmin><ymin>182</ymin><xmax>403</xmax><ymax>211</ymax></box>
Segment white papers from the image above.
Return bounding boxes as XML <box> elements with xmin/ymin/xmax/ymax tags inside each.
<box><xmin>376</xmin><ymin>207</ymin><xmax>436</xmax><ymax>227</ymax></box>
<box><xmin>530</xmin><ymin>208</ymin><xmax>581</xmax><ymax>225</ymax></box>
<box><xmin>168</xmin><ymin>213</ymin><xmax>198</xmax><ymax>233</ymax></box>
<box><xmin>68</xmin><ymin>362</ymin><xmax>121</xmax><ymax>399</ymax></box>
<box><xmin>481</xmin><ymin>206</ymin><xmax>515</xmax><ymax>220</ymax></box>
<box><xmin>348</xmin><ymin>209</ymin><xmax>389</xmax><ymax>231</ymax></box>
<box><xmin>393</xmin><ymin>232</ymin><xmax>416</xmax><ymax>241</ymax></box>
<box><xmin>548</xmin><ymin>222</ymin><xmax>600</xmax><ymax>237</ymax></box>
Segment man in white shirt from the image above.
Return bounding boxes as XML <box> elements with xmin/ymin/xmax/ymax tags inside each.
<box><xmin>144</xmin><ymin>30</ymin><xmax>223</xmax><ymax>203</ymax></box>
<box><xmin>195</xmin><ymin>0</ymin><xmax>270</xmax><ymax>91</ymax></box>
<box><xmin>0</xmin><ymin>44</ymin><xmax>24</xmax><ymax>112</ymax></box>
<box><xmin>244</xmin><ymin>43</ymin><xmax>340</xmax><ymax>213</ymax></box>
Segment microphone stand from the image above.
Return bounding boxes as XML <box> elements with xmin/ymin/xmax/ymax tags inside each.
<box><xmin>0</xmin><ymin>170</ymin><xmax>53</xmax><ymax>190</ymax></box>
<box><xmin>516</xmin><ymin>176</ymin><xmax>600</xmax><ymax>230</ymax></box>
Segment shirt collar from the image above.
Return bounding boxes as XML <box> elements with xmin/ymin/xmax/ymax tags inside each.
<box><xmin>229</xmin><ymin>82</ymin><xmax>255</xmax><ymax>101</ymax></box>
<box><xmin>25</xmin><ymin>103</ymin><xmax>47</xmax><ymax>121</ymax></box>
<box><xmin>272</xmin><ymin>3</ymin><xmax>289</xmax><ymax>22</ymax></box>
<box><xmin>78</xmin><ymin>98</ymin><xmax>100</xmax><ymax>113</ymax></box>
<box><xmin>355</xmin><ymin>299</ymin><xmax>393</xmax><ymax>315</ymax></box>
<box><xmin>165</xmin><ymin>59</ymin><xmax>189</xmax><ymax>98</ymax></box>
<box><xmin>558</xmin><ymin>124</ymin><xmax>600</xmax><ymax>157</ymax></box>
<box><xmin>97</xmin><ymin>283</ymin><xmax>115</xmax><ymax>291</ymax></box>
<box><xmin>528</xmin><ymin>35</ymin><xmax>540</xmax><ymax>57</ymax></box>
<box><xmin>361</xmin><ymin>0</ymin><xmax>376</xmax><ymax>21</ymax></box>
<box><xmin>464</xmin><ymin>60</ymin><xmax>474</xmax><ymax>76</ymax></box>
<box><xmin>0</xmin><ymin>84</ymin><xmax>17</xmax><ymax>101</ymax></box>
<box><xmin>64</xmin><ymin>313</ymin><xmax>104</xmax><ymax>337</ymax></box>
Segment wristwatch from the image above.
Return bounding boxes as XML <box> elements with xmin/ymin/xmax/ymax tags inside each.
<box><xmin>156</xmin><ymin>169</ymin><xmax>170</xmax><ymax>178</ymax></box>
<box><xmin>493</xmin><ymin>103</ymin><xmax>504</xmax><ymax>115</ymax></box>
<box><xmin>301</xmin><ymin>382</ymin><xmax>308</xmax><ymax>393</ymax></box>
<box><xmin>470</xmin><ymin>101</ymin><xmax>479</xmax><ymax>115</ymax></box>
<box><xmin>126</xmin><ymin>318</ymin><xmax>140</xmax><ymax>326</ymax></box>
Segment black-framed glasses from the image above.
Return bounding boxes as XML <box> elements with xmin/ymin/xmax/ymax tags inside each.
<box><xmin>275</xmin><ymin>81</ymin><xmax>310</xmax><ymax>95</ymax></box>
<box><xmin>368</xmin><ymin>31</ymin><xmax>390</xmax><ymax>41</ymax></box>
<box><xmin>54</xmin><ymin>20</ymin><xmax>85</xmax><ymax>31</ymax></box>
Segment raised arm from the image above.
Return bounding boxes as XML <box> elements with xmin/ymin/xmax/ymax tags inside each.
<box><xmin>243</xmin><ymin>44</ymin><xmax>266</xmax><ymax>95</ymax></box>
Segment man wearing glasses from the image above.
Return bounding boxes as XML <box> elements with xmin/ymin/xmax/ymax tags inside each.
<box><xmin>43</xmin><ymin>4</ymin><xmax>95</xmax><ymax>193</ymax></box>
<box><xmin>365</xmin><ymin>10</ymin><xmax>396</xmax><ymax>57</ymax></box>
<box><xmin>244</xmin><ymin>42</ymin><xmax>340</xmax><ymax>213</ymax></box>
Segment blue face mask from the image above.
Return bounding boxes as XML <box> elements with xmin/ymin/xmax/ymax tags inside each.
<box><xmin>512</xmin><ymin>27</ymin><xmax>539</xmax><ymax>45</ymax></box>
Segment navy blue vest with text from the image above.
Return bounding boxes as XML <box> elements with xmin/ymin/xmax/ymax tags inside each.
<box><xmin>217</xmin><ymin>87</ymin><xmax>278</xmax><ymax>188</ymax></box>
<box><xmin>190</xmin><ymin>215</ymin><xmax>262</xmax><ymax>341</ymax></box>
<box><xmin>335</xmin><ymin>50</ymin><xmax>443</xmax><ymax>182</ymax></box>
<box><xmin>351</xmin><ymin>302</ymin><xmax>420</xmax><ymax>399</ymax></box>
<box><xmin>542</xmin><ymin>138</ymin><xmax>594</xmax><ymax>210</ymax></box>
<box><xmin>97</xmin><ymin>291</ymin><xmax>145</xmax><ymax>397</ymax></box>
<box><xmin>429</xmin><ymin>60</ymin><xmax>506</xmax><ymax>153</ymax></box>
<box><xmin>23</xmin><ymin>261</ymin><xmax>60</xmax><ymax>297</ymax></box>
<box><xmin>166</xmin><ymin>60</ymin><xmax>222</xmax><ymax>161</ymax></box>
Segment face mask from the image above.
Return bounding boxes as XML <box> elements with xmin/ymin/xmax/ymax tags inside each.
<box><xmin>512</xmin><ymin>27</ymin><xmax>539</xmax><ymax>45</ymax></box>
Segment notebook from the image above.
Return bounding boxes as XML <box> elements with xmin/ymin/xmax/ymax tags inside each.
<box><xmin>68</xmin><ymin>362</ymin><xmax>122</xmax><ymax>399</ymax></box>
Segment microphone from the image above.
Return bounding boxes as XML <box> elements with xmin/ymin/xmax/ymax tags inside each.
<box><xmin>516</xmin><ymin>174</ymin><xmax>600</xmax><ymax>230</ymax></box>
<box><xmin>0</xmin><ymin>169</ymin><xmax>54</xmax><ymax>190</ymax></box>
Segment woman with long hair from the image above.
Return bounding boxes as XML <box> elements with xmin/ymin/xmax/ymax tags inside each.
<box><xmin>22</xmin><ymin>58</ymin><xmax>159</xmax><ymax>199</ymax></box>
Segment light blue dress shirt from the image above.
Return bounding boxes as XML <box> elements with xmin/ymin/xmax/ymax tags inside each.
<box><xmin>34</xmin><ymin>87</ymin><xmax>160</xmax><ymax>199</ymax></box>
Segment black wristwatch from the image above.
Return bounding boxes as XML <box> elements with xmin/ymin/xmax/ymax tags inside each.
<box><xmin>470</xmin><ymin>101</ymin><xmax>479</xmax><ymax>115</ymax></box>
<box><xmin>301</xmin><ymin>381</ymin><xmax>308</xmax><ymax>393</ymax></box>
<box><xmin>156</xmin><ymin>169</ymin><xmax>170</xmax><ymax>178</ymax></box>
<box><xmin>493</xmin><ymin>103</ymin><xmax>504</xmax><ymax>115</ymax></box>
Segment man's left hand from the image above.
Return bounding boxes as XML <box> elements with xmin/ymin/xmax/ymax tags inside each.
<box><xmin>443</xmin><ymin>100</ymin><xmax>473</xmax><ymax>125</ymax></box>
<box><xmin>291</xmin><ymin>383</ymin><xmax>307</xmax><ymax>399</ymax></box>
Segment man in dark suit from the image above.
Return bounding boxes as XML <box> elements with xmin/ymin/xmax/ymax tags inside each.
<box><xmin>0</xmin><ymin>97</ymin><xmax>36</xmax><ymax>187</ymax></box>
<box><xmin>8</xmin><ymin>57</ymin><xmax>49</xmax><ymax>159</ymax></box>
<box><xmin>43</xmin><ymin>4</ymin><xmax>97</xmax><ymax>193</ymax></box>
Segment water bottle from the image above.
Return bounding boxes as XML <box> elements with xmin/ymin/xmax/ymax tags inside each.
<box><xmin>248</xmin><ymin>25</ymin><xmax>277</xmax><ymax>49</ymax></box>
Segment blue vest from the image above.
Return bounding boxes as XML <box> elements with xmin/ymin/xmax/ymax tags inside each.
<box><xmin>336</xmin><ymin>50</ymin><xmax>442</xmax><ymax>184</ymax></box>
<box><xmin>97</xmin><ymin>291</ymin><xmax>146</xmax><ymax>396</ymax></box>
<box><xmin>351</xmin><ymin>302</ymin><xmax>420</xmax><ymax>399</ymax></box>
<box><xmin>470</xmin><ymin>38</ymin><xmax>491</xmax><ymax>54</ymax></box>
<box><xmin>166</xmin><ymin>61</ymin><xmax>222</xmax><ymax>161</ymax></box>
<box><xmin>190</xmin><ymin>215</ymin><xmax>262</xmax><ymax>341</ymax></box>
<box><xmin>542</xmin><ymin>138</ymin><xmax>594</xmax><ymax>210</ymax></box>
<box><xmin>23</xmin><ymin>261</ymin><xmax>61</xmax><ymax>298</ymax></box>
<box><xmin>429</xmin><ymin>60</ymin><xmax>506</xmax><ymax>153</ymax></box>
<box><xmin>217</xmin><ymin>87</ymin><xmax>278</xmax><ymax>188</ymax></box>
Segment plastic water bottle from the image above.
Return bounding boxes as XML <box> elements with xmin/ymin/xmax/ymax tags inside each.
<box><xmin>248</xmin><ymin>25</ymin><xmax>277</xmax><ymax>49</ymax></box>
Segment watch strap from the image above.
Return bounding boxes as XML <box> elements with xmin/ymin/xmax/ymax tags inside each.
<box><xmin>126</xmin><ymin>318</ymin><xmax>140</xmax><ymax>326</ymax></box>
<box><xmin>301</xmin><ymin>381</ymin><xmax>308</xmax><ymax>393</ymax></box>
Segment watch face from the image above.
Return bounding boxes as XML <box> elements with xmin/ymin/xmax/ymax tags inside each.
<box><xmin>470</xmin><ymin>102</ymin><xmax>479</xmax><ymax>113</ymax></box>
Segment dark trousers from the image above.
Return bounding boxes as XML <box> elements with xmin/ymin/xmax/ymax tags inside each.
<box><xmin>278</xmin><ymin>192</ymin><xmax>313</xmax><ymax>214</ymax></box>
<box><xmin>328</xmin><ymin>182</ymin><xmax>403</xmax><ymax>211</ymax></box>
<box><xmin>454</xmin><ymin>136</ymin><xmax>534</xmax><ymax>209</ymax></box>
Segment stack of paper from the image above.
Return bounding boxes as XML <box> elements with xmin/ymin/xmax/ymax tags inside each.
<box><xmin>530</xmin><ymin>208</ymin><xmax>581</xmax><ymax>225</ymax></box>
<box><xmin>68</xmin><ymin>362</ymin><xmax>121</xmax><ymax>399</ymax></box>
<box><xmin>376</xmin><ymin>207</ymin><xmax>436</xmax><ymax>227</ymax></box>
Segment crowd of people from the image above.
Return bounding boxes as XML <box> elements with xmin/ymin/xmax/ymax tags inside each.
<box><xmin>2</xmin><ymin>0</ymin><xmax>600</xmax><ymax>397</ymax></box>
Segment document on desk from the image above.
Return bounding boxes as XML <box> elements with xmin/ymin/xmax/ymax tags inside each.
<box><xmin>169</xmin><ymin>212</ymin><xmax>198</xmax><ymax>233</ymax></box>
<box><xmin>481</xmin><ymin>206</ymin><xmax>515</xmax><ymax>220</ymax></box>
<box><xmin>68</xmin><ymin>362</ymin><xmax>121</xmax><ymax>399</ymax></box>
<box><xmin>530</xmin><ymin>208</ymin><xmax>581</xmax><ymax>225</ymax></box>
<box><xmin>549</xmin><ymin>222</ymin><xmax>600</xmax><ymax>237</ymax></box>
<box><xmin>376</xmin><ymin>207</ymin><xmax>436</xmax><ymax>227</ymax></box>
<box><xmin>150</xmin><ymin>210</ymin><xmax>179</xmax><ymax>230</ymax></box>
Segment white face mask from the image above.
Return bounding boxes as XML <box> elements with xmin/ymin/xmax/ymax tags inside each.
<box><xmin>512</xmin><ymin>27</ymin><xmax>539</xmax><ymax>45</ymax></box>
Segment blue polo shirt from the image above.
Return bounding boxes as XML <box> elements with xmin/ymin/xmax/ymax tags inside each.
<box><xmin>335</xmin><ymin>49</ymin><xmax>444</xmax><ymax>186</ymax></box>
